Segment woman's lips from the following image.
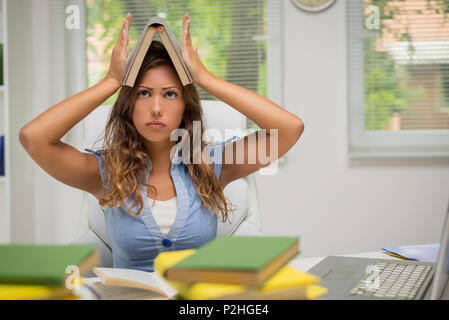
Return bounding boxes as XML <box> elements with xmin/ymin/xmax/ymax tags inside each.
<box><xmin>146</xmin><ymin>121</ymin><xmax>166</xmax><ymax>128</ymax></box>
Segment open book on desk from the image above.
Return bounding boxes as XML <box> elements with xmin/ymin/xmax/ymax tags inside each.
<box><xmin>88</xmin><ymin>267</ymin><xmax>178</xmax><ymax>300</ymax></box>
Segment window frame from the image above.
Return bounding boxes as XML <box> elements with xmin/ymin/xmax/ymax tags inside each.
<box><xmin>347</xmin><ymin>0</ymin><xmax>449</xmax><ymax>159</ymax></box>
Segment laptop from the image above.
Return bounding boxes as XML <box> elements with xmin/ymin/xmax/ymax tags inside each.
<box><xmin>308</xmin><ymin>201</ymin><xmax>449</xmax><ymax>300</ymax></box>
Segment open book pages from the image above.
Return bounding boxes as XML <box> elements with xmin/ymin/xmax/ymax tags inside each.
<box><xmin>93</xmin><ymin>267</ymin><xmax>177</xmax><ymax>300</ymax></box>
<box><xmin>88</xmin><ymin>282</ymin><xmax>170</xmax><ymax>300</ymax></box>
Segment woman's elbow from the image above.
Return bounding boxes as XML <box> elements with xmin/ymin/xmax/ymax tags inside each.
<box><xmin>293</xmin><ymin>117</ymin><xmax>304</xmax><ymax>142</ymax></box>
<box><xmin>19</xmin><ymin>125</ymin><xmax>35</xmax><ymax>153</ymax></box>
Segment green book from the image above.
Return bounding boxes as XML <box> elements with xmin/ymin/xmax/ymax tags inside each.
<box><xmin>0</xmin><ymin>244</ymin><xmax>100</xmax><ymax>286</ymax></box>
<box><xmin>165</xmin><ymin>236</ymin><xmax>300</xmax><ymax>286</ymax></box>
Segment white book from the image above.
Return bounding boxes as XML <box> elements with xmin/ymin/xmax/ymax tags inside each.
<box><xmin>91</xmin><ymin>267</ymin><xmax>178</xmax><ymax>300</ymax></box>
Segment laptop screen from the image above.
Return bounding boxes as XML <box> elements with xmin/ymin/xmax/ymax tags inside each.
<box><xmin>430</xmin><ymin>201</ymin><xmax>449</xmax><ymax>299</ymax></box>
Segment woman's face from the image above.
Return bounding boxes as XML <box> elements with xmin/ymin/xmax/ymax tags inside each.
<box><xmin>132</xmin><ymin>64</ymin><xmax>185</xmax><ymax>143</ymax></box>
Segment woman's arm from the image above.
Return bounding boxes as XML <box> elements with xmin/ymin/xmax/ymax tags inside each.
<box><xmin>181</xmin><ymin>14</ymin><xmax>304</xmax><ymax>187</ymax></box>
<box><xmin>19</xmin><ymin>14</ymin><xmax>132</xmax><ymax>198</ymax></box>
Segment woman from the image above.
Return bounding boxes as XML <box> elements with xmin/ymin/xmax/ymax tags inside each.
<box><xmin>19</xmin><ymin>13</ymin><xmax>304</xmax><ymax>272</ymax></box>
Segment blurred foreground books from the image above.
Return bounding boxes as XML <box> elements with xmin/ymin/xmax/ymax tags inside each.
<box><xmin>163</xmin><ymin>236</ymin><xmax>300</xmax><ymax>286</ymax></box>
<box><xmin>154</xmin><ymin>248</ymin><xmax>327</xmax><ymax>300</ymax></box>
<box><xmin>85</xmin><ymin>236</ymin><xmax>327</xmax><ymax>300</ymax></box>
<box><xmin>0</xmin><ymin>244</ymin><xmax>99</xmax><ymax>300</ymax></box>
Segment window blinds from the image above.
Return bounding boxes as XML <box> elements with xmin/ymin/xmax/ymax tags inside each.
<box><xmin>348</xmin><ymin>0</ymin><xmax>449</xmax><ymax>131</ymax></box>
<box><xmin>86</xmin><ymin>0</ymin><xmax>281</xmax><ymax>103</ymax></box>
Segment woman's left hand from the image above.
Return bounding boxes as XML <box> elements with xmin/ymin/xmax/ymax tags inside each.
<box><xmin>181</xmin><ymin>13</ymin><xmax>210</xmax><ymax>85</ymax></box>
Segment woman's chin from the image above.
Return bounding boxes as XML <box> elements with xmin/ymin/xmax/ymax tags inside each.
<box><xmin>140</xmin><ymin>134</ymin><xmax>175</xmax><ymax>144</ymax></box>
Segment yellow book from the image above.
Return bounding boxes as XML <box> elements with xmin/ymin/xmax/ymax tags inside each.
<box><xmin>154</xmin><ymin>249</ymin><xmax>196</xmax><ymax>295</ymax></box>
<box><xmin>307</xmin><ymin>285</ymin><xmax>328</xmax><ymax>300</ymax></box>
<box><xmin>154</xmin><ymin>249</ymin><xmax>327</xmax><ymax>300</ymax></box>
<box><xmin>0</xmin><ymin>284</ymin><xmax>73</xmax><ymax>300</ymax></box>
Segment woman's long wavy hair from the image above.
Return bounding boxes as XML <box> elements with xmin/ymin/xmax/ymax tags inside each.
<box><xmin>98</xmin><ymin>40</ymin><xmax>234</xmax><ymax>223</ymax></box>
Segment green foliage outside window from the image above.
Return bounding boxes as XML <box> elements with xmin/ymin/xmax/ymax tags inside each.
<box><xmin>86</xmin><ymin>0</ymin><xmax>267</xmax><ymax>132</ymax></box>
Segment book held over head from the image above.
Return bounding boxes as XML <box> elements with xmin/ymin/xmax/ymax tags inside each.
<box><xmin>123</xmin><ymin>16</ymin><xmax>193</xmax><ymax>87</ymax></box>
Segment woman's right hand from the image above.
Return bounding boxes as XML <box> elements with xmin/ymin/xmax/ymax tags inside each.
<box><xmin>105</xmin><ymin>13</ymin><xmax>133</xmax><ymax>87</ymax></box>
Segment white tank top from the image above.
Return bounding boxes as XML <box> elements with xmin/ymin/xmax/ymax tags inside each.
<box><xmin>148</xmin><ymin>196</ymin><xmax>178</xmax><ymax>235</ymax></box>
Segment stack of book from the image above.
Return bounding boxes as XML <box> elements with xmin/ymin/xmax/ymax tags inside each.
<box><xmin>154</xmin><ymin>236</ymin><xmax>327</xmax><ymax>300</ymax></box>
<box><xmin>87</xmin><ymin>236</ymin><xmax>327</xmax><ymax>300</ymax></box>
<box><xmin>0</xmin><ymin>244</ymin><xmax>99</xmax><ymax>300</ymax></box>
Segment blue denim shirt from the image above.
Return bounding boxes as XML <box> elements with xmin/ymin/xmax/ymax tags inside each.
<box><xmin>85</xmin><ymin>136</ymin><xmax>238</xmax><ymax>272</ymax></box>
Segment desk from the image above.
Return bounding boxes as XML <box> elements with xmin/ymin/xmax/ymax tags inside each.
<box><xmin>289</xmin><ymin>251</ymin><xmax>449</xmax><ymax>300</ymax></box>
<box><xmin>77</xmin><ymin>250</ymin><xmax>402</xmax><ymax>300</ymax></box>
<box><xmin>288</xmin><ymin>250</ymin><xmax>402</xmax><ymax>273</ymax></box>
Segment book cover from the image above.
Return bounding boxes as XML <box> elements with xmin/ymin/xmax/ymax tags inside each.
<box><xmin>123</xmin><ymin>26</ymin><xmax>158</xmax><ymax>87</ymax></box>
<box><xmin>164</xmin><ymin>236</ymin><xmax>300</xmax><ymax>286</ymax></box>
<box><xmin>0</xmin><ymin>244</ymin><xmax>99</xmax><ymax>286</ymax></box>
<box><xmin>156</xmin><ymin>26</ymin><xmax>191</xmax><ymax>85</ymax></box>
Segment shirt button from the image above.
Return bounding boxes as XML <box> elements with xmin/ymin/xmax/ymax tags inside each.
<box><xmin>162</xmin><ymin>238</ymin><xmax>172</xmax><ymax>248</ymax></box>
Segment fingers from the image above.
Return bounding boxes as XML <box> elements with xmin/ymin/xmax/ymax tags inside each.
<box><xmin>183</xmin><ymin>13</ymin><xmax>191</xmax><ymax>46</ymax></box>
<box><xmin>124</xmin><ymin>12</ymin><xmax>132</xmax><ymax>31</ymax></box>
<box><xmin>117</xmin><ymin>13</ymin><xmax>132</xmax><ymax>50</ymax></box>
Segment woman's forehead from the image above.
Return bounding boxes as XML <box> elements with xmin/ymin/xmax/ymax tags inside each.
<box><xmin>140</xmin><ymin>65</ymin><xmax>182</xmax><ymax>88</ymax></box>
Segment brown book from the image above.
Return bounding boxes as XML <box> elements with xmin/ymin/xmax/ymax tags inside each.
<box><xmin>156</xmin><ymin>26</ymin><xmax>191</xmax><ymax>86</ymax></box>
<box><xmin>123</xmin><ymin>16</ymin><xmax>193</xmax><ymax>87</ymax></box>
<box><xmin>123</xmin><ymin>26</ymin><xmax>158</xmax><ymax>87</ymax></box>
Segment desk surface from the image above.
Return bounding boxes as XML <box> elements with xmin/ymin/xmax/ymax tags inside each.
<box><xmin>79</xmin><ymin>251</ymin><xmax>449</xmax><ymax>300</ymax></box>
<box><xmin>77</xmin><ymin>251</ymin><xmax>401</xmax><ymax>299</ymax></box>
<box><xmin>288</xmin><ymin>250</ymin><xmax>402</xmax><ymax>273</ymax></box>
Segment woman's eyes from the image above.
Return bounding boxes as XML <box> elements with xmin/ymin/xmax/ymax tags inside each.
<box><xmin>137</xmin><ymin>90</ymin><xmax>149</xmax><ymax>97</ymax></box>
<box><xmin>165</xmin><ymin>91</ymin><xmax>178</xmax><ymax>98</ymax></box>
<box><xmin>137</xmin><ymin>90</ymin><xmax>178</xmax><ymax>98</ymax></box>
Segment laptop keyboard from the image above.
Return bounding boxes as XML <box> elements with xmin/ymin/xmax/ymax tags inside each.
<box><xmin>347</xmin><ymin>262</ymin><xmax>433</xmax><ymax>299</ymax></box>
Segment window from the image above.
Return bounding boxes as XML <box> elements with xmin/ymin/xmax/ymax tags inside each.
<box><xmin>86</xmin><ymin>0</ymin><xmax>283</xmax><ymax>132</ymax></box>
<box><xmin>347</xmin><ymin>0</ymin><xmax>449</xmax><ymax>158</ymax></box>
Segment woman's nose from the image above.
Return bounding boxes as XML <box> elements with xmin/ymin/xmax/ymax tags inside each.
<box><xmin>151</xmin><ymin>95</ymin><xmax>162</xmax><ymax>116</ymax></box>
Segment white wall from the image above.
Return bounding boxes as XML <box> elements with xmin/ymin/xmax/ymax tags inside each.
<box><xmin>9</xmin><ymin>0</ymin><xmax>36</xmax><ymax>243</ymax></box>
<box><xmin>255</xmin><ymin>0</ymin><xmax>449</xmax><ymax>258</ymax></box>
<box><xmin>31</xmin><ymin>0</ymin><xmax>87</xmax><ymax>244</ymax></box>
<box><xmin>9</xmin><ymin>0</ymin><xmax>86</xmax><ymax>244</ymax></box>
